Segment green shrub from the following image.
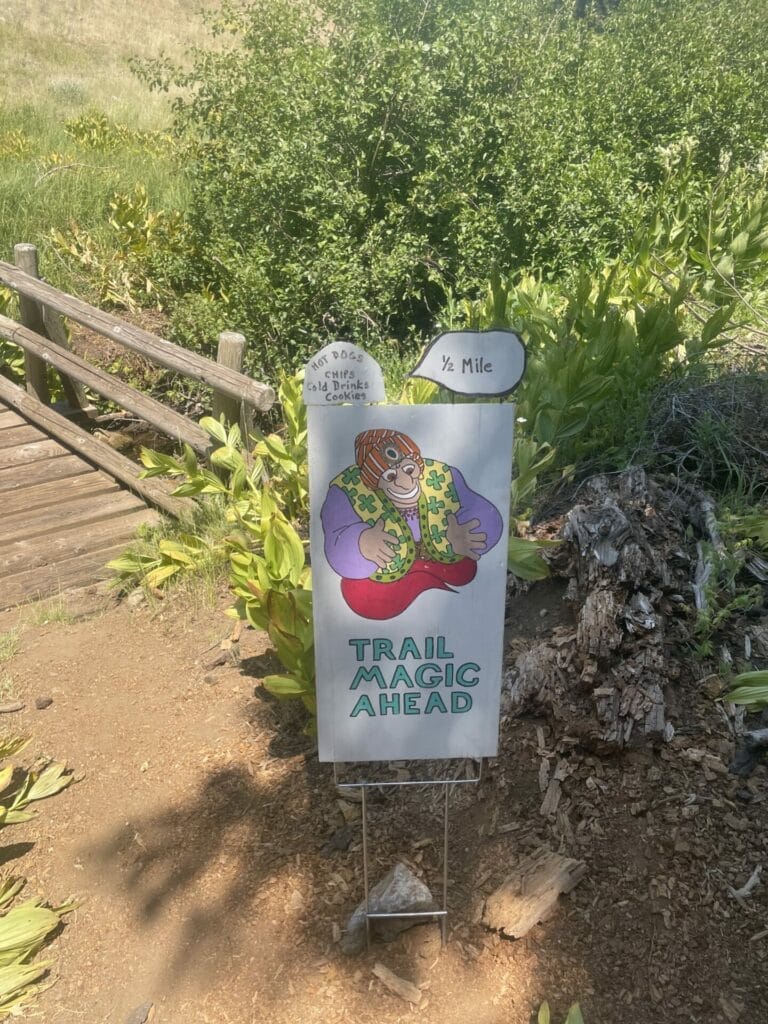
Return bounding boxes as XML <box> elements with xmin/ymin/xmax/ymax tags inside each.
<box><xmin>442</xmin><ymin>161</ymin><xmax>768</xmax><ymax>482</ymax></box>
<box><xmin>0</xmin><ymin>736</ymin><xmax>75</xmax><ymax>1018</ymax></box>
<box><xmin>50</xmin><ymin>183</ymin><xmax>188</xmax><ymax>310</ymax></box>
<box><xmin>134</xmin><ymin>0</ymin><xmax>768</xmax><ymax>375</ymax></box>
<box><xmin>724</xmin><ymin>671</ymin><xmax>768</xmax><ymax>709</ymax></box>
<box><xmin>538</xmin><ymin>1003</ymin><xmax>584</xmax><ymax>1024</ymax></box>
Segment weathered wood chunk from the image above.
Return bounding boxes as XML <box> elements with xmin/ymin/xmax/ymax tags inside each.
<box><xmin>372</xmin><ymin>962</ymin><xmax>422</xmax><ymax>1005</ymax></box>
<box><xmin>482</xmin><ymin>848</ymin><xmax>586</xmax><ymax>938</ymax></box>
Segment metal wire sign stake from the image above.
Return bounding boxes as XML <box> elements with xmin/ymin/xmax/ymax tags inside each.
<box><xmin>333</xmin><ymin>760</ymin><xmax>483</xmax><ymax>946</ymax></box>
<box><xmin>304</xmin><ymin>331</ymin><xmax>526</xmax><ymax>945</ymax></box>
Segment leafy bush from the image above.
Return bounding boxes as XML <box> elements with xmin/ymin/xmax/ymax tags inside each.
<box><xmin>63</xmin><ymin>112</ymin><xmax>173</xmax><ymax>154</ymax></box>
<box><xmin>134</xmin><ymin>0</ymin><xmax>768</xmax><ymax>376</ymax></box>
<box><xmin>0</xmin><ymin>735</ymin><xmax>75</xmax><ymax>1018</ymax></box>
<box><xmin>51</xmin><ymin>183</ymin><xmax>188</xmax><ymax>310</ymax></box>
<box><xmin>0</xmin><ymin>288</ymin><xmax>24</xmax><ymax>386</ymax></box>
<box><xmin>724</xmin><ymin>671</ymin><xmax>768</xmax><ymax>709</ymax></box>
<box><xmin>443</xmin><ymin>162</ymin><xmax>768</xmax><ymax>484</ymax></box>
<box><xmin>111</xmin><ymin>401</ymin><xmax>315</xmax><ymax>715</ymax></box>
<box><xmin>538</xmin><ymin>1001</ymin><xmax>584</xmax><ymax>1024</ymax></box>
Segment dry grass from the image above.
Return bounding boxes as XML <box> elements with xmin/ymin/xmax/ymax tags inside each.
<box><xmin>0</xmin><ymin>0</ymin><xmax>221</xmax><ymax>127</ymax></box>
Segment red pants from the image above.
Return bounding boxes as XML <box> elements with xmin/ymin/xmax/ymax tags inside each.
<box><xmin>341</xmin><ymin>558</ymin><xmax>477</xmax><ymax>620</ymax></box>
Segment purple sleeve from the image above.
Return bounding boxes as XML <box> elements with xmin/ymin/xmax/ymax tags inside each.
<box><xmin>321</xmin><ymin>485</ymin><xmax>378</xmax><ymax>579</ymax></box>
<box><xmin>452</xmin><ymin>467</ymin><xmax>504</xmax><ymax>555</ymax></box>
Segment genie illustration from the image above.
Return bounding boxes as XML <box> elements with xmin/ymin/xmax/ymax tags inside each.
<box><xmin>320</xmin><ymin>428</ymin><xmax>503</xmax><ymax>620</ymax></box>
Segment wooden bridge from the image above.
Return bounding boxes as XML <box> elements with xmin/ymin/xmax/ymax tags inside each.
<box><xmin>0</xmin><ymin>244</ymin><xmax>274</xmax><ymax>611</ymax></box>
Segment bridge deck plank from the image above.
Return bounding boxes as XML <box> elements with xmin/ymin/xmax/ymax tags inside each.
<box><xmin>0</xmin><ymin>398</ymin><xmax>161</xmax><ymax>610</ymax></box>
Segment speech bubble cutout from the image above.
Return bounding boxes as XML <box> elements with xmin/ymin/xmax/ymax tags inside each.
<box><xmin>410</xmin><ymin>329</ymin><xmax>526</xmax><ymax>397</ymax></box>
<box><xmin>303</xmin><ymin>340</ymin><xmax>386</xmax><ymax>406</ymax></box>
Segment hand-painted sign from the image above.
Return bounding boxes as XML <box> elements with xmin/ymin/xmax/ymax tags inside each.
<box><xmin>410</xmin><ymin>329</ymin><xmax>526</xmax><ymax>397</ymax></box>
<box><xmin>303</xmin><ymin>340</ymin><xmax>386</xmax><ymax>406</ymax></box>
<box><xmin>308</xmin><ymin>402</ymin><xmax>515</xmax><ymax>762</ymax></box>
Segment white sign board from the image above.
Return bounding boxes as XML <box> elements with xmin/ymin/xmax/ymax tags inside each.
<box><xmin>308</xmin><ymin>403</ymin><xmax>515</xmax><ymax>762</ymax></box>
<box><xmin>303</xmin><ymin>340</ymin><xmax>386</xmax><ymax>406</ymax></box>
<box><xmin>410</xmin><ymin>329</ymin><xmax>526</xmax><ymax>396</ymax></box>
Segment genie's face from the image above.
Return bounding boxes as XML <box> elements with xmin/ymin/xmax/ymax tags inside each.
<box><xmin>377</xmin><ymin>456</ymin><xmax>423</xmax><ymax>508</ymax></box>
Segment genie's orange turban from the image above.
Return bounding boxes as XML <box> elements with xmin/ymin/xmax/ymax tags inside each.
<box><xmin>354</xmin><ymin>429</ymin><xmax>424</xmax><ymax>490</ymax></box>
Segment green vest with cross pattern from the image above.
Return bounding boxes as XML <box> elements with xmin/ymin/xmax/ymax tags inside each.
<box><xmin>331</xmin><ymin>459</ymin><xmax>463</xmax><ymax>582</ymax></box>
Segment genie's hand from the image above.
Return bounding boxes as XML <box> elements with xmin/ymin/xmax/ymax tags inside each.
<box><xmin>358</xmin><ymin>518</ymin><xmax>399</xmax><ymax>569</ymax></box>
<box><xmin>445</xmin><ymin>513</ymin><xmax>487</xmax><ymax>561</ymax></box>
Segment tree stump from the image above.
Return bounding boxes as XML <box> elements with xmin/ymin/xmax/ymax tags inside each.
<box><xmin>506</xmin><ymin>468</ymin><xmax>694</xmax><ymax>750</ymax></box>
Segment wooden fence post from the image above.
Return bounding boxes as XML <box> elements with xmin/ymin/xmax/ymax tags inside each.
<box><xmin>14</xmin><ymin>244</ymin><xmax>49</xmax><ymax>404</ymax></box>
<box><xmin>13</xmin><ymin>243</ymin><xmax>91</xmax><ymax>414</ymax></box>
<box><xmin>213</xmin><ymin>331</ymin><xmax>248</xmax><ymax>430</ymax></box>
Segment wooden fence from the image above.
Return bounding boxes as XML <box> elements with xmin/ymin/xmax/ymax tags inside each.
<box><xmin>0</xmin><ymin>243</ymin><xmax>275</xmax><ymax>517</ymax></box>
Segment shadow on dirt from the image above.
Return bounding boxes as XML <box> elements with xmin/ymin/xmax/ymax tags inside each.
<box><xmin>0</xmin><ymin>840</ymin><xmax>35</xmax><ymax>868</ymax></box>
<box><xmin>85</xmin><ymin>618</ymin><xmax>593</xmax><ymax>1021</ymax></box>
<box><xmin>89</xmin><ymin>756</ymin><xmax>325</xmax><ymax>984</ymax></box>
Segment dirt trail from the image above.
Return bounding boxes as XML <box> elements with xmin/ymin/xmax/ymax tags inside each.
<box><xmin>0</xmin><ymin>589</ymin><xmax>766</xmax><ymax>1024</ymax></box>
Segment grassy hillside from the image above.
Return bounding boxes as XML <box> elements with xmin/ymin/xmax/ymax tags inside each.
<box><xmin>0</xmin><ymin>0</ymin><xmax>216</xmax><ymax>287</ymax></box>
<box><xmin>0</xmin><ymin>0</ymin><xmax>215</xmax><ymax>125</ymax></box>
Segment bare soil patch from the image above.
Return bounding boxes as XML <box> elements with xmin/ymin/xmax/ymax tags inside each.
<box><xmin>0</xmin><ymin>570</ymin><xmax>766</xmax><ymax>1023</ymax></box>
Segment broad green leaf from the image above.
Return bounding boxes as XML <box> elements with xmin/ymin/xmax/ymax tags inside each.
<box><xmin>265</xmin><ymin>590</ymin><xmax>296</xmax><ymax>635</ymax></box>
<box><xmin>272</xmin><ymin>519</ymin><xmax>306</xmax><ymax>583</ymax></box>
<box><xmin>230</xmin><ymin>550</ymin><xmax>254</xmax><ymax>570</ymax></box>
<box><xmin>291</xmin><ymin>588</ymin><xmax>313</xmax><ymax>621</ymax></box>
<box><xmin>0</xmin><ymin>880</ymin><xmax>25</xmax><ymax>911</ymax></box>
<box><xmin>564</xmin><ymin>1004</ymin><xmax>585</xmax><ymax>1024</ymax></box>
<box><xmin>211</xmin><ymin>445</ymin><xmax>245</xmax><ymax>473</ymax></box>
<box><xmin>714</xmin><ymin>253</ymin><xmax>734</xmax><ymax>278</ymax></box>
<box><xmin>268</xmin><ymin>626</ymin><xmax>304</xmax><ymax>674</ymax></box>
<box><xmin>538</xmin><ymin>1002</ymin><xmax>551</xmax><ymax>1024</ymax></box>
<box><xmin>724</xmin><ymin>671</ymin><xmax>768</xmax><ymax>708</ymax></box>
<box><xmin>244</xmin><ymin>602</ymin><xmax>269</xmax><ymax>631</ymax></box>
<box><xmin>730</xmin><ymin>230</ymin><xmax>749</xmax><ymax>256</ymax></box>
<box><xmin>200</xmin><ymin>416</ymin><xmax>228</xmax><ymax>444</ymax></box>
<box><xmin>0</xmin><ymin>738</ymin><xmax>28</xmax><ymax>761</ymax></box>
<box><xmin>3</xmin><ymin>809</ymin><xmax>34</xmax><ymax>825</ymax></box>
<box><xmin>263</xmin><ymin>674</ymin><xmax>309</xmax><ymax>697</ymax></box>
<box><xmin>107</xmin><ymin>554</ymin><xmax>157</xmax><ymax>573</ymax></box>
<box><xmin>0</xmin><ymin>959</ymin><xmax>50</xmax><ymax>1002</ymax></box>
<box><xmin>508</xmin><ymin>537</ymin><xmax>557</xmax><ymax>580</ymax></box>
<box><xmin>0</xmin><ymin>903</ymin><xmax>61</xmax><ymax>957</ymax></box>
<box><xmin>701</xmin><ymin>303</ymin><xmax>735</xmax><ymax>345</ymax></box>
<box><xmin>261</xmin><ymin>434</ymin><xmax>289</xmax><ymax>460</ymax></box>
<box><xmin>26</xmin><ymin>763</ymin><xmax>73</xmax><ymax>803</ymax></box>
<box><xmin>145</xmin><ymin>563</ymin><xmax>180</xmax><ymax>588</ymax></box>
<box><xmin>227</xmin><ymin>422</ymin><xmax>243</xmax><ymax>449</ymax></box>
<box><xmin>157</xmin><ymin>541</ymin><xmax>196</xmax><ymax>566</ymax></box>
<box><xmin>182</xmin><ymin>443</ymin><xmax>198</xmax><ymax>478</ymax></box>
<box><xmin>172</xmin><ymin>478</ymin><xmax>209</xmax><ymax>497</ymax></box>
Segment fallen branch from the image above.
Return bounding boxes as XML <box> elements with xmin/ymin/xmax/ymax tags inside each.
<box><xmin>0</xmin><ymin>702</ymin><xmax>24</xmax><ymax>714</ymax></box>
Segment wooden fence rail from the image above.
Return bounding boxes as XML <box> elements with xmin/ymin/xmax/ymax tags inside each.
<box><xmin>0</xmin><ymin>244</ymin><xmax>276</xmax><ymax>518</ymax></box>
<box><xmin>0</xmin><ymin>243</ymin><xmax>277</xmax><ymax>605</ymax></box>
<box><xmin>0</xmin><ymin>314</ymin><xmax>212</xmax><ymax>455</ymax></box>
<box><xmin>0</xmin><ymin>253</ymin><xmax>274</xmax><ymax>412</ymax></box>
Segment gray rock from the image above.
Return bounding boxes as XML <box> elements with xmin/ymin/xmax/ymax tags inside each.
<box><xmin>321</xmin><ymin>824</ymin><xmax>356</xmax><ymax>857</ymax></box>
<box><xmin>126</xmin><ymin>589</ymin><xmax>146</xmax><ymax>609</ymax></box>
<box><xmin>124</xmin><ymin>1002</ymin><xmax>154</xmax><ymax>1024</ymax></box>
<box><xmin>341</xmin><ymin>862</ymin><xmax>436</xmax><ymax>955</ymax></box>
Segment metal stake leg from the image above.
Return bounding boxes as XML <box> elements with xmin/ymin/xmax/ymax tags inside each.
<box><xmin>362</xmin><ymin>785</ymin><xmax>371</xmax><ymax>951</ymax></box>
<box><xmin>442</xmin><ymin>782</ymin><xmax>449</xmax><ymax>945</ymax></box>
<box><xmin>332</xmin><ymin>760</ymin><xmax>482</xmax><ymax>952</ymax></box>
